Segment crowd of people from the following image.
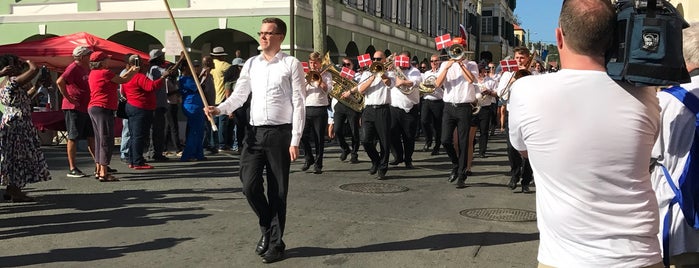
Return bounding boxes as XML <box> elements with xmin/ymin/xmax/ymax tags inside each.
<box><xmin>1</xmin><ymin>0</ymin><xmax>698</xmax><ymax>266</ymax></box>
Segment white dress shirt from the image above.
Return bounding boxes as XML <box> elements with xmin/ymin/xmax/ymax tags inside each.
<box><xmin>305</xmin><ymin>71</ymin><xmax>331</xmax><ymax>106</ymax></box>
<box><xmin>439</xmin><ymin>61</ymin><xmax>478</xmax><ymax>104</ymax></box>
<box><xmin>217</xmin><ymin>53</ymin><xmax>306</xmax><ymax>146</ymax></box>
<box><xmin>390</xmin><ymin>66</ymin><xmax>422</xmax><ymax>112</ymax></box>
<box><xmin>358</xmin><ymin>71</ymin><xmax>391</xmax><ymax>105</ymax></box>
<box><xmin>422</xmin><ymin>69</ymin><xmax>444</xmax><ymax>100</ymax></box>
<box><xmin>475</xmin><ymin>76</ymin><xmax>497</xmax><ymax>106</ymax></box>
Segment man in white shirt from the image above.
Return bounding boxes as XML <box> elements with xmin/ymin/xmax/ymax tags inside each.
<box><xmin>650</xmin><ymin>21</ymin><xmax>699</xmax><ymax>267</ymax></box>
<box><xmin>333</xmin><ymin>57</ymin><xmax>361</xmax><ymax>163</ymax></box>
<box><xmin>508</xmin><ymin>1</ymin><xmax>662</xmax><ymax>267</ymax></box>
<box><xmin>421</xmin><ymin>54</ymin><xmax>445</xmax><ymax>156</ymax></box>
<box><xmin>434</xmin><ymin>37</ymin><xmax>478</xmax><ymax>188</ymax></box>
<box><xmin>348</xmin><ymin>50</ymin><xmax>392</xmax><ymax>179</ymax></box>
<box><xmin>300</xmin><ymin>51</ymin><xmax>331</xmax><ymax>174</ymax></box>
<box><xmin>496</xmin><ymin>46</ymin><xmax>534</xmax><ymax>193</ymax></box>
<box><xmin>205</xmin><ymin>17</ymin><xmax>305</xmax><ymax>264</ymax></box>
<box><xmin>388</xmin><ymin>51</ymin><xmax>423</xmax><ymax>169</ymax></box>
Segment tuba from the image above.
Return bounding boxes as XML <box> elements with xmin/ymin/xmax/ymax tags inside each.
<box><xmin>319</xmin><ymin>52</ymin><xmax>364</xmax><ymax>112</ymax></box>
<box><xmin>394</xmin><ymin>65</ymin><xmax>415</xmax><ymax>95</ymax></box>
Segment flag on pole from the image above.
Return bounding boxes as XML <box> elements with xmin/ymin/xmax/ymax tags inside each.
<box><xmin>435</xmin><ymin>34</ymin><xmax>452</xmax><ymax>50</ymax></box>
<box><xmin>500</xmin><ymin>60</ymin><xmax>519</xmax><ymax>72</ymax></box>
<box><xmin>301</xmin><ymin>62</ymin><xmax>309</xmax><ymax>73</ymax></box>
<box><xmin>459</xmin><ymin>24</ymin><xmax>468</xmax><ymax>40</ymax></box>
<box><xmin>340</xmin><ymin>67</ymin><xmax>356</xmax><ymax>79</ymax></box>
<box><xmin>357</xmin><ymin>54</ymin><xmax>372</xmax><ymax>67</ymax></box>
<box><xmin>394</xmin><ymin>55</ymin><xmax>410</xmax><ymax>68</ymax></box>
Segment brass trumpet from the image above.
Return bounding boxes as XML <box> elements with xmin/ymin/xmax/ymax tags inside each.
<box><xmin>305</xmin><ymin>71</ymin><xmax>322</xmax><ymax>87</ymax></box>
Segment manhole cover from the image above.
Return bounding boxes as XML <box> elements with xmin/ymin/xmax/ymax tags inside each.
<box><xmin>339</xmin><ymin>183</ymin><xmax>409</xmax><ymax>193</ymax></box>
<box><xmin>460</xmin><ymin>208</ymin><xmax>536</xmax><ymax>222</ymax></box>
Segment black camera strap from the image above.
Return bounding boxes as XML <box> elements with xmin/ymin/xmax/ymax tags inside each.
<box><xmin>690</xmin><ymin>69</ymin><xmax>699</xmax><ymax>78</ymax></box>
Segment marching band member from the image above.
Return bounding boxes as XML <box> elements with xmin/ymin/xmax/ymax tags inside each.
<box><xmin>434</xmin><ymin>37</ymin><xmax>479</xmax><ymax>188</ymax></box>
<box><xmin>421</xmin><ymin>54</ymin><xmax>444</xmax><ymax>156</ymax></box>
<box><xmin>344</xmin><ymin>50</ymin><xmax>392</xmax><ymax>179</ymax></box>
<box><xmin>332</xmin><ymin>57</ymin><xmax>361</xmax><ymax>164</ymax></box>
<box><xmin>496</xmin><ymin>46</ymin><xmax>534</xmax><ymax>193</ymax></box>
<box><xmin>388</xmin><ymin>51</ymin><xmax>423</xmax><ymax>169</ymax></box>
<box><xmin>300</xmin><ymin>52</ymin><xmax>332</xmax><ymax>174</ymax></box>
<box><xmin>465</xmin><ymin>65</ymin><xmax>497</xmax><ymax>175</ymax></box>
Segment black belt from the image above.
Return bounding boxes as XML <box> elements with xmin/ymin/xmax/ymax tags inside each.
<box><xmin>365</xmin><ymin>104</ymin><xmax>389</xmax><ymax>109</ymax></box>
<box><xmin>252</xmin><ymin>124</ymin><xmax>291</xmax><ymax>130</ymax></box>
<box><xmin>444</xmin><ymin>102</ymin><xmax>472</xmax><ymax>107</ymax></box>
<box><xmin>423</xmin><ymin>99</ymin><xmax>443</xmax><ymax>102</ymax></box>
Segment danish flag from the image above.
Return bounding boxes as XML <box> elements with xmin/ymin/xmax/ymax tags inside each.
<box><xmin>340</xmin><ymin>67</ymin><xmax>355</xmax><ymax>79</ymax></box>
<box><xmin>301</xmin><ymin>61</ymin><xmax>309</xmax><ymax>73</ymax></box>
<box><xmin>357</xmin><ymin>54</ymin><xmax>372</xmax><ymax>67</ymax></box>
<box><xmin>435</xmin><ymin>34</ymin><xmax>452</xmax><ymax>50</ymax></box>
<box><xmin>500</xmin><ymin>60</ymin><xmax>519</xmax><ymax>72</ymax></box>
<box><xmin>394</xmin><ymin>55</ymin><xmax>410</xmax><ymax>68</ymax></box>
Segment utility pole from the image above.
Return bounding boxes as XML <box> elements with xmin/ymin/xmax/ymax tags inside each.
<box><xmin>312</xmin><ymin>0</ymin><xmax>327</xmax><ymax>54</ymax></box>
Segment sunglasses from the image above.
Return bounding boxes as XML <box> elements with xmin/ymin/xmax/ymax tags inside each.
<box><xmin>372</xmin><ymin>57</ymin><xmax>383</xmax><ymax>61</ymax></box>
<box><xmin>342</xmin><ymin>63</ymin><xmax>352</xmax><ymax>67</ymax></box>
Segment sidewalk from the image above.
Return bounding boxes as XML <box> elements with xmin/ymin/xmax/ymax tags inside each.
<box><xmin>0</xmin><ymin>133</ymin><xmax>539</xmax><ymax>267</ymax></box>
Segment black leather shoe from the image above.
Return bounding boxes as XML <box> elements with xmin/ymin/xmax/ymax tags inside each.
<box><xmin>377</xmin><ymin>169</ymin><xmax>387</xmax><ymax>180</ymax></box>
<box><xmin>405</xmin><ymin>162</ymin><xmax>414</xmax><ymax>169</ymax></box>
<box><xmin>261</xmin><ymin>247</ymin><xmax>285</xmax><ymax>263</ymax></box>
<box><xmin>339</xmin><ymin>150</ymin><xmax>349</xmax><ymax>161</ymax></box>
<box><xmin>448</xmin><ymin>168</ymin><xmax>458</xmax><ymax>183</ymax></box>
<box><xmin>477</xmin><ymin>153</ymin><xmax>486</xmax><ymax>158</ymax></box>
<box><xmin>389</xmin><ymin>159</ymin><xmax>403</xmax><ymax>166</ymax></box>
<box><xmin>456</xmin><ymin>176</ymin><xmax>467</xmax><ymax>188</ymax></box>
<box><xmin>465</xmin><ymin>170</ymin><xmax>473</xmax><ymax>176</ymax></box>
<box><xmin>369</xmin><ymin>165</ymin><xmax>378</xmax><ymax>175</ymax></box>
<box><xmin>507</xmin><ymin>178</ymin><xmax>518</xmax><ymax>190</ymax></box>
<box><xmin>313</xmin><ymin>167</ymin><xmax>323</xmax><ymax>174</ymax></box>
<box><xmin>301</xmin><ymin>160</ymin><xmax>314</xmax><ymax>171</ymax></box>
<box><xmin>522</xmin><ymin>184</ymin><xmax>532</xmax><ymax>193</ymax></box>
<box><xmin>349</xmin><ymin>155</ymin><xmax>359</xmax><ymax>164</ymax></box>
<box><xmin>423</xmin><ymin>141</ymin><xmax>432</xmax><ymax>152</ymax></box>
<box><xmin>255</xmin><ymin>234</ymin><xmax>270</xmax><ymax>255</ymax></box>
<box><xmin>431</xmin><ymin>148</ymin><xmax>439</xmax><ymax>155</ymax></box>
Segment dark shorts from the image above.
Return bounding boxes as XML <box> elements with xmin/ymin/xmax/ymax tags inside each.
<box><xmin>64</xmin><ymin>109</ymin><xmax>94</xmax><ymax>140</ymax></box>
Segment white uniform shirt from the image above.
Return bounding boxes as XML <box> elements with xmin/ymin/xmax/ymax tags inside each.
<box><xmin>358</xmin><ymin>70</ymin><xmax>391</xmax><ymax>105</ymax></box>
<box><xmin>438</xmin><ymin>61</ymin><xmax>478</xmax><ymax>104</ymax></box>
<box><xmin>389</xmin><ymin>66</ymin><xmax>422</xmax><ymax>112</ymax></box>
<box><xmin>422</xmin><ymin>69</ymin><xmax>444</xmax><ymax>100</ymax></box>
<box><xmin>305</xmin><ymin>71</ymin><xmax>331</xmax><ymax>106</ymax></box>
<box><xmin>651</xmin><ymin>75</ymin><xmax>699</xmax><ymax>257</ymax></box>
<box><xmin>217</xmin><ymin>53</ymin><xmax>306</xmax><ymax>146</ymax></box>
<box><xmin>508</xmin><ymin>69</ymin><xmax>662</xmax><ymax>268</ymax></box>
<box><xmin>496</xmin><ymin>71</ymin><xmax>514</xmax><ymax>102</ymax></box>
<box><xmin>475</xmin><ymin>76</ymin><xmax>497</xmax><ymax>107</ymax></box>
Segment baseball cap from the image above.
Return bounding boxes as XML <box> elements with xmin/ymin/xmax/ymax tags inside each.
<box><xmin>72</xmin><ymin>46</ymin><xmax>93</xmax><ymax>57</ymax></box>
<box><xmin>89</xmin><ymin>51</ymin><xmax>109</xmax><ymax>62</ymax></box>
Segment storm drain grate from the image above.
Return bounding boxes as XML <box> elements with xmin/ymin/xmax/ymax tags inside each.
<box><xmin>339</xmin><ymin>183</ymin><xmax>409</xmax><ymax>194</ymax></box>
<box><xmin>460</xmin><ymin>208</ymin><xmax>537</xmax><ymax>222</ymax></box>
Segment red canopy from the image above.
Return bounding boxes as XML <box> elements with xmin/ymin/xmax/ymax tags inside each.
<box><xmin>0</xmin><ymin>32</ymin><xmax>151</xmax><ymax>72</ymax></box>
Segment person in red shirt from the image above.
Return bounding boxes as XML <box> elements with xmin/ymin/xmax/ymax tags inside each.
<box><xmin>121</xmin><ymin>54</ymin><xmax>170</xmax><ymax>169</ymax></box>
<box><xmin>87</xmin><ymin>52</ymin><xmax>138</xmax><ymax>181</ymax></box>
<box><xmin>56</xmin><ymin>46</ymin><xmax>97</xmax><ymax>178</ymax></box>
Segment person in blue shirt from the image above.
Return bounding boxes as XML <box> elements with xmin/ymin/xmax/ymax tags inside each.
<box><xmin>179</xmin><ymin>60</ymin><xmax>206</xmax><ymax>161</ymax></box>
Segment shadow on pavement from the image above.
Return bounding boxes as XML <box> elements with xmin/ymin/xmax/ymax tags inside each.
<box><xmin>285</xmin><ymin>231</ymin><xmax>539</xmax><ymax>258</ymax></box>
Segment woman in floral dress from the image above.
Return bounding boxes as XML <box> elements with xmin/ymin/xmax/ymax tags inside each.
<box><xmin>0</xmin><ymin>54</ymin><xmax>51</xmax><ymax>202</ymax></box>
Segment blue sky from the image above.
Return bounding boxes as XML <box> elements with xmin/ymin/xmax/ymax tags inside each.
<box><xmin>514</xmin><ymin>1</ymin><xmax>564</xmax><ymax>45</ymax></box>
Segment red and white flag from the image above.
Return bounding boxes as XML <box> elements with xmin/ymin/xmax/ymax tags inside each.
<box><xmin>301</xmin><ymin>61</ymin><xmax>309</xmax><ymax>73</ymax></box>
<box><xmin>500</xmin><ymin>60</ymin><xmax>519</xmax><ymax>72</ymax></box>
<box><xmin>435</xmin><ymin>34</ymin><xmax>452</xmax><ymax>50</ymax></box>
<box><xmin>340</xmin><ymin>67</ymin><xmax>355</xmax><ymax>79</ymax></box>
<box><xmin>394</xmin><ymin>55</ymin><xmax>410</xmax><ymax>68</ymax></box>
<box><xmin>357</xmin><ymin>54</ymin><xmax>372</xmax><ymax>68</ymax></box>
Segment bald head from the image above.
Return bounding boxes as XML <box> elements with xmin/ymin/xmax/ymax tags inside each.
<box><xmin>559</xmin><ymin>0</ymin><xmax>616</xmax><ymax>57</ymax></box>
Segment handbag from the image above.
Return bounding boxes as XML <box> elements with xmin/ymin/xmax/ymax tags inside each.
<box><xmin>116</xmin><ymin>97</ymin><xmax>128</xmax><ymax>119</ymax></box>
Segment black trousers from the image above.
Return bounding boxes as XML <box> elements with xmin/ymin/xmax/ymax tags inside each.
<box><xmin>441</xmin><ymin>103</ymin><xmax>473</xmax><ymax>177</ymax></box>
<box><xmin>164</xmin><ymin>103</ymin><xmax>181</xmax><ymax>152</ymax></box>
<box><xmin>150</xmin><ymin>106</ymin><xmax>168</xmax><ymax>157</ymax></box>
<box><xmin>361</xmin><ymin>105</ymin><xmax>391</xmax><ymax>172</ymax></box>
<box><xmin>505</xmin><ymin>126</ymin><xmax>533</xmax><ymax>186</ymax></box>
<box><xmin>333</xmin><ymin>102</ymin><xmax>360</xmax><ymax>158</ymax></box>
<box><xmin>233</xmin><ymin>102</ymin><xmax>250</xmax><ymax>151</ymax></box>
<box><xmin>390</xmin><ymin>106</ymin><xmax>418</xmax><ymax>163</ymax></box>
<box><xmin>300</xmin><ymin>106</ymin><xmax>328</xmax><ymax>168</ymax></box>
<box><xmin>240</xmin><ymin>124</ymin><xmax>292</xmax><ymax>249</ymax></box>
<box><xmin>471</xmin><ymin>105</ymin><xmax>492</xmax><ymax>155</ymax></box>
<box><xmin>421</xmin><ymin>99</ymin><xmax>444</xmax><ymax>149</ymax></box>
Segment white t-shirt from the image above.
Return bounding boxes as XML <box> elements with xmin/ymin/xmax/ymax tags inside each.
<box><xmin>508</xmin><ymin>69</ymin><xmax>662</xmax><ymax>268</ymax></box>
<box><xmin>651</xmin><ymin>75</ymin><xmax>699</xmax><ymax>257</ymax></box>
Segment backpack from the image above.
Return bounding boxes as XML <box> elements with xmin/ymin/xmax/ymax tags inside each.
<box><xmin>658</xmin><ymin>86</ymin><xmax>699</xmax><ymax>266</ymax></box>
<box><xmin>606</xmin><ymin>0</ymin><xmax>690</xmax><ymax>86</ymax></box>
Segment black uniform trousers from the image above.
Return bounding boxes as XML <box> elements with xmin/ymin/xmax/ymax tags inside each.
<box><xmin>300</xmin><ymin>106</ymin><xmax>328</xmax><ymax>169</ymax></box>
<box><xmin>240</xmin><ymin>124</ymin><xmax>292</xmax><ymax>250</ymax></box>
<box><xmin>505</xmin><ymin>125</ymin><xmax>533</xmax><ymax>186</ymax></box>
<box><xmin>471</xmin><ymin>105</ymin><xmax>492</xmax><ymax>155</ymax></box>
<box><xmin>421</xmin><ymin>99</ymin><xmax>444</xmax><ymax>149</ymax></box>
<box><xmin>441</xmin><ymin>103</ymin><xmax>473</xmax><ymax>178</ymax></box>
<box><xmin>390</xmin><ymin>106</ymin><xmax>418</xmax><ymax>163</ymax></box>
<box><xmin>361</xmin><ymin>105</ymin><xmax>391</xmax><ymax>172</ymax></box>
<box><xmin>333</xmin><ymin>102</ymin><xmax>361</xmax><ymax>158</ymax></box>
